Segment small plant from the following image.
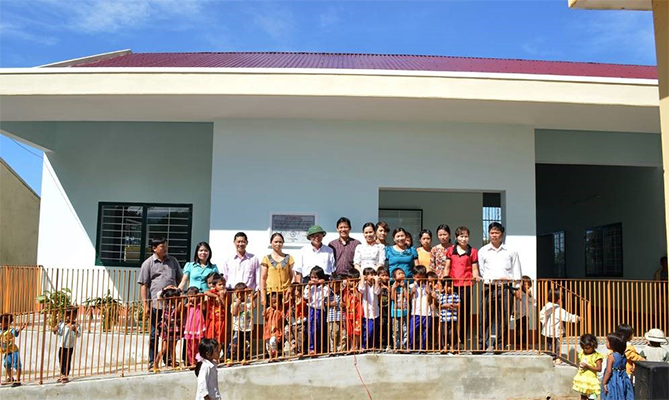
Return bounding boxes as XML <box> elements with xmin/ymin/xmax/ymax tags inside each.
<box><xmin>126</xmin><ymin>302</ymin><xmax>150</xmax><ymax>333</ymax></box>
<box><xmin>85</xmin><ymin>290</ymin><xmax>121</xmax><ymax>332</ymax></box>
<box><xmin>37</xmin><ymin>288</ymin><xmax>73</xmax><ymax>329</ymax></box>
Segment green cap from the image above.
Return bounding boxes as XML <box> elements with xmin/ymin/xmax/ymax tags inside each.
<box><xmin>306</xmin><ymin>225</ymin><xmax>326</xmax><ymax>239</ymax></box>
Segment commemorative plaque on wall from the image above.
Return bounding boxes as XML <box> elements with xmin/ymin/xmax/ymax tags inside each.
<box><xmin>270</xmin><ymin>214</ymin><xmax>316</xmax><ymax>244</ymax></box>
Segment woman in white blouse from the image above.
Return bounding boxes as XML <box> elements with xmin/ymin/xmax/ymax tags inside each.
<box><xmin>353</xmin><ymin>222</ymin><xmax>386</xmax><ymax>273</ymax></box>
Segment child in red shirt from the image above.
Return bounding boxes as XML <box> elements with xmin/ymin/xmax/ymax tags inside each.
<box><xmin>263</xmin><ymin>292</ymin><xmax>284</xmax><ymax>360</ymax></box>
<box><xmin>204</xmin><ymin>274</ymin><xmax>228</xmax><ymax>357</ymax></box>
<box><xmin>344</xmin><ymin>269</ymin><xmax>363</xmax><ymax>352</ymax></box>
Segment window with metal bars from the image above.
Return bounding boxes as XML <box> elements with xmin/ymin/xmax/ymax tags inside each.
<box><xmin>585</xmin><ymin>222</ymin><xmax>623</xmax><ymax>277</ymax></box>
<box><xmin>96</xmin><ymin>203</ymin><xmax>193</xmax><ymax>267</ymax></box>
<box><xmin>482</xmin><ymin>193</ymin><xmax>502</xmax><ymax>245</ymax></box>
<box><xmin>553</xmin><ymin>231</ymin><xmax>566</xmax><ymax>278</ymax></box>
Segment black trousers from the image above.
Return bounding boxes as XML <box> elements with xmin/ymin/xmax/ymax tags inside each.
<box><xmin>58</xmin><ymin>347</ymin><xmax>74</xmax><ymax>376</ymax></box>
<box><xmin>454</xmin><ymin>286</ymin><xmax>472</xmax><ymax>348</ymax></box>
<box><xmin>478</xmin><ymin>284</ymin><xmax>511</xmax><ymax>350</ymax></box>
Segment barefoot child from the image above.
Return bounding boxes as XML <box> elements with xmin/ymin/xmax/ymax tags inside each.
<box><xmin>359</xmin><ymin>268</ymin><xmax>382</xmax><ymax>349</ymax></box>
<box><xmin>154</xmin><ymin>287</ymin><xmax>184</xmax><ymax>371</ymax></box>
<box><xmin>303</xmin><ymin>267</ymin><xmax>329</xmax><ymax>355</ymax></box>
<box><xmin>52</xmin><ymin>306</ymin><xmax>81</xmax><ymax>383</ymax></box>
<box><xmin>409</xmin><ymin>265</ymin><xmax>433</xmax><ymax>350</ymax></box>
<box><xmin>283</xmin><ymin>282</ymin><xmax>306</xmax><ymax>356</ymax></box>
<box><xmin>1</xmin><ymin>313</ymin><xmax>26</xmax><ymax>387</ymax></box>
<box><xmin>602</xmin><ymin>332</ymin><xmax>634</xmax><ymax>400</ymax></box>
<box><xmin>377</xmin><ymin>267</ymin><xmax>391</xmax><ymax>350</ymax></box>
<box><xmin>228</xmin><ymin>283</ymin><xmax>255</xmax><ymax>362</ymax></box>
<box><xmin>539</xmin><ymin>290</ymin><xmax>580</xmax><ymax>361</ymax></box>
<box><xmin>615</xmin><ymin>324</ymin><xmax>644</xmax><ymax>380</ymax></box>
<box><xmin>184</xmin><ymin>287</ymin><xmax>206</xmax><ymax>367</ymax></box>
<box><xmin>344</xmin><ymin>269</ymin><xmax>363</xmax><ymax>352</ymax></box>
<box><xmin>263</xmin><ymin>292</ymin><xmax>284</xmax><ymax>360</ymax></box>
<box><xmin>195</xmin><ymin>338</ymin><xmax>221</xmax><ymax>400</ymax></box>
<box><xmin>327</xmin><ymin>274</ymin><xmax>346</xmax><ymax>353</ymax></box>
<box><xmin>436</xmin><ymin>278</ymin><xmax>460</xmax><ymax>352</ymax></box>
<box><xmin>390</xmin><ymin>269</ymin><xmax>409</xmax><ymax>350</ymax></box>
<box><xmin>572</xmin><ymin>333</ymin><xmax>603</xmax><ymax>400</ymax></box>
<box><xmin>204</xmin><ymin>274</ymin><xmax>227</xmax><ymax>358</ymax></box>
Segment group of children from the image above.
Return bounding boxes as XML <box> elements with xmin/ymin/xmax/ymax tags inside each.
<box><xmin>572</xmin><ymin>324</ymin><xmax>669</xmax><ymax>400</ymax></box>
<box><xmin>1</xmin><ymin>307</ymin><xmax>80</xmax><ymax>386</ymax></box>
<box><xmin>153</xmin><ymin>273</ymin><xmax>256</xmax><ymax>371</ymax></box>
<box><xmin>289</xmin><ymin>263</ymin><xmax>463</xmax><ymax>356</ymax></box>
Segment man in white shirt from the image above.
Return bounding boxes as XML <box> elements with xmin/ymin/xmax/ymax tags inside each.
<box><xmin>220</xmin><ymin>232</ymin><xmax>261</xmax><ymax>291</ymax></box>
<box><xmin>295</xmin><ymin>225</ymin><xmax>335</xmax><ymax>283</ymax></box>
<box><xmin>477</xmin><ymin>222</ymin><xmax>522</xmax><ymax>351</ymax></box>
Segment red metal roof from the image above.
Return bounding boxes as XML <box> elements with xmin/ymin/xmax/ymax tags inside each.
<box><xmin>72</xmin><ymin>52</ymin><xmax>657</xmax><ymax>79</ymax></box>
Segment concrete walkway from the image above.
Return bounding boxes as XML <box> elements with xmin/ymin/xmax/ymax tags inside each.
<box><xmin>3</xmin><ymin>354</ymin><xmax>578</xmax><ymax>400</ymax></box>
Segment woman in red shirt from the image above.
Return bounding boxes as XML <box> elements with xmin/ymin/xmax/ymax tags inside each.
<box><xmin>444</xmin><ymin>226</ymin><xmax>480</xmax><ymax>351</ymax></box>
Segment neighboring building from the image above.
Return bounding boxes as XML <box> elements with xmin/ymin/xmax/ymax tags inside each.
<box><xmin>0</xmin><ymin>51</ymin><xmax>664</xmax><ymax>280</ymax></box>
<box><xmin>0</xmin><ymin>157</ymin><xmax>40</xmax><ymax>264</ymax></box>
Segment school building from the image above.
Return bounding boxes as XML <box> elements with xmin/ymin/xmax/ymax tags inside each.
<box><xmin>0</xmin><ymin>51</ymin><xmax>664</xmax><ymax>280</ymax></box>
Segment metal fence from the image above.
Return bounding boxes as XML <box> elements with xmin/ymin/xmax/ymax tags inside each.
<box><xmin>1</xmin><ymin>265</ymin><xmax>667</xmax><ymax>386</ymax></box>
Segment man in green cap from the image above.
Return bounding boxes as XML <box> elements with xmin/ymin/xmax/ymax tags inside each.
<box><xmin>295</xmin><ymin>225</ymin><xmax>335</xmax><ymax>283</ymax></box>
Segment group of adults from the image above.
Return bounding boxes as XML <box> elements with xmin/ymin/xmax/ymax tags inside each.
<box><xmin>137</xmin><ymin>217</ymin><xmax>523</xmax><ymax>365</ymax></box>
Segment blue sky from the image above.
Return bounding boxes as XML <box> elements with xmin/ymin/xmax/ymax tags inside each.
<box><xmin>0</xmin><ymin>0</ymin><xmax>657</xmax><ymax>195</ymax></box>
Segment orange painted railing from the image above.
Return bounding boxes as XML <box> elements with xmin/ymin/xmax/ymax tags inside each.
<box><xmin>1</xmin><ymin>265</ymin><xmax>666</xmax><ymax>386</ymax></box>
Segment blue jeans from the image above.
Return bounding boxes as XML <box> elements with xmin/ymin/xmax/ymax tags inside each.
<box><xmin>408</xmin><ymin>316</ymin><xmax>431</xmax><ymax>350</ymax></box>
<box><xmin>308</xmin><ymin>308</ymin><xmax>324</xmax><ymax>353</ymax></box>
<box><xmin>362</xmin><ymin>317</ymin><xmax>379</xmax><ymax>349</ymax></box>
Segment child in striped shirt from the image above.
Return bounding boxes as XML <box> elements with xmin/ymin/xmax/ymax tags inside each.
<box><xmin>52</xmin><ymin>306</ymin><xmax>81</xmax><ymax>383</ymax></box>
<box><xmin>437</xmin><ymin>278</ymin><xmax>460</xmax><ymax>352</ymax></box>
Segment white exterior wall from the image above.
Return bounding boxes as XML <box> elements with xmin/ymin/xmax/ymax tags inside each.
<box><xmin>34</xmin><ymin>122</ymin><xmax>213</xmax><ymax>270</ymax></box>
<box><xmin>210</xmin><ymin>119</ymin><xmax>537</xmax><ymax>277</ymax></box>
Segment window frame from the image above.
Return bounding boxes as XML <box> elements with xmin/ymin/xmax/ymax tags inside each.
<box><xmin>584</xmin><ymin>222</ymin><xmax>623</xmax><ymax>278</ymax></box>
<box><xmin>95</xmin><ymin>202</ymin><xmax>193</xmax><ymax>267</ymax></box>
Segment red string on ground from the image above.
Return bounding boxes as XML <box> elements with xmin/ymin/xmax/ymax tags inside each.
<box><xmin>352</xmin><ymin>354</ymin><xmax>373</xmax><ymax>400</ymax></box>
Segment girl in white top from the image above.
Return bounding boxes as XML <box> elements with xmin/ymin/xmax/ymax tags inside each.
<box><xmin>195</xmin><ymin>338</ymin><xmax>221</xmax><ymax>400</ymax></box>
<box><xmin>354</xmin><ymin>222</ymin><xmax>386</xmax><ymax>273</ymax></box>
<box><xmin>358</xmin><ymin>267</ymin><xmax>382</xmax><ymax>349</ymax></box>
<box><xmin>408</xmin><ymin>265</ymin><xmax>433</xmax><ymax>350</ymax></box>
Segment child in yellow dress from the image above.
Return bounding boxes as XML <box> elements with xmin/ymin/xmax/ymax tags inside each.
<box><xmin>572</xmin><ymin>333</ymin><xmax>604</xmax><ymax>400</ymax></box>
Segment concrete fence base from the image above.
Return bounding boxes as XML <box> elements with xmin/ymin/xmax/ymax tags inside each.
<box><xmin>6</xmin><ymin>354</ymin><xmax>578</xmax><ymax>400</ymax></box>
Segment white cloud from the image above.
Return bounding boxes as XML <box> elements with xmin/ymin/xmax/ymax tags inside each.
<box><xmin>244</xmin><ymin>3</ymin><xmax>295</xmax><ymax>43</ymax></box>
<box><xmin>0</xmin><ymin>20</ymin><xmax>59</xmax><ymax>45</ymax></box>
<box><xmin>575</xmin><ymin>10</ymin><xmax>655</xmax><ymax>64</ymax></box>
<box><xmin>319</xmin><ymin>6</ymin><xmax>340</xmax><ymax>29</ymax></box>
<box><xmin>3</xmin><ymin>0</ymin><xmax>212</xmax><ymax>40</ymax></box>
<box><xmin>521</xmin><ymin>37</ymin><xmax>563</xmax><ymax>58</ymax></box>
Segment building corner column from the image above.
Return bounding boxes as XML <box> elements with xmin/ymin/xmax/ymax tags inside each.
<box><xmin>653</xmin><ymin>1</ymin><xmax>669</xmax><ymax>279</ymax></box>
